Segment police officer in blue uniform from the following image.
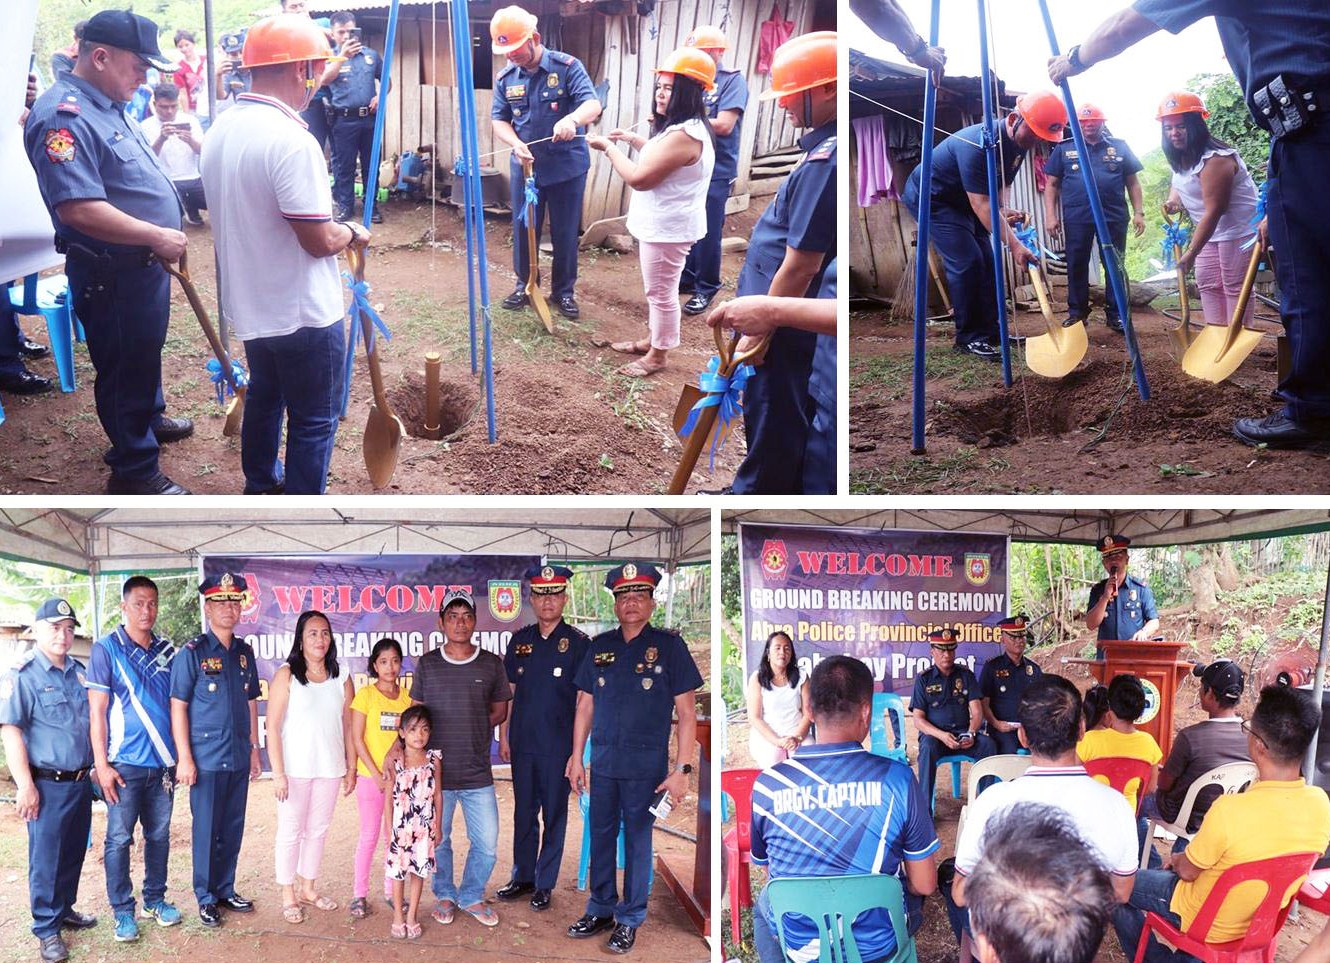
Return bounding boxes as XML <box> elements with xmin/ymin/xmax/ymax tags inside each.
<box><xmin>323</xmin><ymin>12</ymin><xmax>385</xmax><ymax>222</ymax></box>
<box><xmin>497</xmin><ymin>564</ymin><xmax>590</xmax><ymax>911</ymax></box>
<box><xmin>23</xmin><ymin>10</ymin><xmax>195</xmax><ymax>496</ymax></box>
<box><xmin>679</xmin><ymin>25</ymin><xmax>749</xmax><ymax>317</ymax></box>
<box><xmin>910</xmin><ymin>628</ymin><xmax>994</xmax><ymax>810</ymax></box>
<box><xmin>729</xmin><ymin>31</ymin><xmax>836</xmax><ymax>495</ymax></box>
<box><xmin>168</xmin><ymin>572</ymin><xmax>262</xmax><ymax>928</ymax></box>
<box><xmin>1085</xmin><ymin>534</ymin><xmax>1160</xmax><ymax>659</ymax></box>
<box><xmin>1044</xmin><ymin>104</ymin><xmax>1145</xmax><ymax>333</ymax></box>
<box><xmin>1052</xmin><ymin>1</ymin><xmax>1330</xmax><ymax>450</ymax></box>
<box><xmin>978</xmin><ymin>615</ymin><xmax>1044</xmax><ymax>755</ymax></box>
<box><xmin>490</xmin><ymin>5</ymin><xmax>602</xmax><ymax>320</ymax></box>
<box><xmin>0</xmin><ymin>599</ymin><xmax>97</xmax><ymax>963</ymax></box>
<box><xmin>566</xmin><ymin>562</ymin><xmax>702</xmax><ymax>954</ymax></box>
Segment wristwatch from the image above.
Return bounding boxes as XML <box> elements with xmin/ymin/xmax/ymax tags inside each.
<box><xmin>677</xmin><ymin>763</ymin><xmax>693</xmax><ymax>775</ymax></box>
<box><xmin>1067</xmin><ymin>44</ymin><xmax>1084</xmax><ymax>72</ymax></box>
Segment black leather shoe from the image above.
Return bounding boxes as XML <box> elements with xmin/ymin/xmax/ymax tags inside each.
<box><xmin>567</xmin><ymin>914</ymin><xmax>615</xmax><ymax>938</ymax></box>
<box><xmin>607</xmin><ymin>923</ymin><xmax>637</xmax><ymax>954</ymax></box>
<box><xmin>1233</xmin><ymin>412</ymin><xmax>1330</xmax><ymax>450</ymax></box>
<box><xmin>371</xmin><ymin>209</ymin><xmax>383</xmax><ymax>225</ymax></box>
<box><xmin>496</xmin><ymin>880</ymin><xmax>534</xmax><ymax>901</ymax></box>
<box><xmin>530</xmin><ymin>889</ymin><xmax>552</xmax><ymax>911</ymax></box>
<box><xmin>198</xmin><ymin>904</ymin><xmax>221</xmax><ymax>928</ymax></box>
<box><xmin>1062</xmin><ymin>316</ymin><xmax>1085</xmax><ymax>328</ymax></box>
<box><xmin>682</xmin><ymin>292</ymin><xmax>714</xmax><ymax>316</ymax></box>
<box><xmin>1106</xmin><ymin>317</ymin><xmax>1125</xmax><ymax>333</ymax></box>
<box><xmin>953</xmin><ymin>340</ymin><xmax>1001</xmax><ymax>361</ymax></box>
<box><xmin>106</xmin><ymin>472</ymin><xmax>191</xmax><ymax>495</ymax></box>
<box><xmin>60</xmin><ymin>911</ymin><xmax>97</xmax><ymax>930</ymax></box>
<box><xmin>502</xmin><ymin>288</ymin><xmax>529</xmax><ymax>310</ymax></box>
<box><xmin>0</xmin><ymin>369</ymin><xmax>54</xmax><ymax>395</ymax></box>
<box><xmin>334</xmin><ymin>207</ymin><xmax>353</xmax><ymax>222</ymax></box>
<box><xmin>153</xmin><ymin>416</ymin><xmax>194</xmax><ymax>443</ymax></box>
<box><xmin>218</xmin><ymin>894</ymin><xmax>254</xmax><ymax>913</ymax></box>
<box><xmin>39</xmin><ymin>935</ymin><xmax>69</xmax><ymax>962</ymax></box>
<box><xmin>18</xmin><ymin>337</ymin><xmax>50</xmax><ymax>359</ymax></box>
<box><xmin>557</xmin><ymin>296</ymin><xmax>580</xmax><ymax>319</ymax></box>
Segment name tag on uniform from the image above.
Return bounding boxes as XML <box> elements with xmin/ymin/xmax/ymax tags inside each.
<box><xmin>507</xmin><ymin>84</ymin><xmax>526</xmax><ymax>99</ymax></box>
<box><xmin>553</xmin><ymin>667</ymin><xmax>563</xmax><ymax>677</ymax></box>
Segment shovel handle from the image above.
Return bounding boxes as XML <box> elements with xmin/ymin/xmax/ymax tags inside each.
<box><xmin>347</xmin><ymin>246</ymin><xmax>392</xmax><ymax>411</ymax></box>
<box><xmin>162</xmin><ymin>250</ymin><xmax>240</xmax><ymax>392</ymax></box>
<box><xmin>1215</xmin><ymin>240</ymin><xmax>1264</xmax><ymax>359</ymax></box>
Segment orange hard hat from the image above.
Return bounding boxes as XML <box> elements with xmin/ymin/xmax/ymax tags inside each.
<box><xmin>658</xmin><ymin>47</ymin><xmax>716</xmax><ymax>92</ymax></box>
<box><xmin>242</xmin><ymin>13</ymin><xmax>336</xmax><ymax>69</ymax></box>
<box><xmin>759</xmin><ymin>31</ymin><xmax>837</xmax><ymax>101</ymax></box>
<box><xmin>490</xmin><ymin>5</ymin><xmax>538</xmax><ymax>55</ymax></box>
<box><xmin>684</xmin><ymin>25</ymin><xmax>728</xmax><ymax>51</ymax></box>
<box><xmin>1078</xmin><ymin>102</ymin><xmax>1106</xmax><ymax>122</ymax></box>
<box><xmin>1156</xmin><ymin>90</ymin><xmax>1209</xmax><ymax>121</ymax></box>
<box><xmin>1015</xmin><ymin>90</ymin><xmax>1069</xmax><ymax>142</ymax></box>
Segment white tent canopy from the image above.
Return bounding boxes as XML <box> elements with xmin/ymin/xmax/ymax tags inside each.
<box><xmin>0</xmin><ymin>507</ymin><xmax>711</xmax><ymax>573</ymax></box>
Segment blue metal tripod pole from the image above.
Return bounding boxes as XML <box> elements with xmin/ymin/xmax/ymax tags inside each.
<box><xmin>910</xmin><ymin>0</ymin><xmax>942</xmax><ymax>454</ymax></box>
<box><xmin>1036</xmin><ymin>0</ymin><xmax>1150</xmax><ymax>401</ymax></box>
<box><xmin>451</xmin><ymin>0</ymin><xmax>480</xmax><ymax>377</ymax></box>
<box><xmin>976</xmin><ymin>0</ymin><xmax>1013</xmax><ymax>387</ymax></box>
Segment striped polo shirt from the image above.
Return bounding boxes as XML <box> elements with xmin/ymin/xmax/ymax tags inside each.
<box><xmin>86</xmin><ymin>627</ymin><xmax>178</xmax><ymax>768</ymax></box>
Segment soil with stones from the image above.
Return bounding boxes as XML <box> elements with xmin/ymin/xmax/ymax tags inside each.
<box><xmin>849</xmin><ymin>303</ymin><xmax>1329</xmax><ymax>494</ymax></box>
<box><xmin>0</xmin><ymin>196</ymin><xmax>764</xmax><ymax>494</ymax></box>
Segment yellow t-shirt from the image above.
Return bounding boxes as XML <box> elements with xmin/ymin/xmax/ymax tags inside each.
<box><xmin>350</xmin><ymin>683</ymin><xmax>414</xmax><ymax>777</ymax></box>
<box><xmin>1076</xmin><ymin>727</ymin><xmax>1163</xmax><ymax>812</ymax></box>
<box><xmin>1172</xmin><ymin>778</ymin><xmax>1330</xmax><ymax>942</ymax></box>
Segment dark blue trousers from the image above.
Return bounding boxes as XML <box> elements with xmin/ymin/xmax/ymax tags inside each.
<box><xmin>1064</xmin><ymin>217</ymin><xmax>1128</xmax><ymax>322</ymax></box>
<box><xmin>1267</xmin><ymin>124</ymin><xmax>1330</xmax><ymax>422</ymax></box>
<box><xmin>190</xmin><ymin>769</ymin><xmax>249</xmax><ymax>906</ymax></box>
<box><xmin>680</xmin><ymin>177</ymin><xmax>731</xmax><ymax>299</ymax></box>
<box><xmin>509</xmin><ymin>166</ymin><xmax>586</xmax><ymax>300</ymax></box>
<box><xmin>732</xmin><ymin>327</ymin><xmax>818</xmax><ymax>494</ymax></box>
<box><xmin>0</xmin><ymin>301</ymin><xmax>27</xmax><ymax>377</ymax></box>
<box><xmin>929</xmin><ymin>203</ymin><xmax>999</xmax><ymax>347</ymax></box>
<box><xmin>802</xmin><ymin>332</ymin><xmax>836</xmax><ymax>494</ymax></box>
<box><xmin>990</xmin><ymin>728</ymin><xmax>1023</xmax><ymax>756</ymax></box>
<box><xmin>509</xmin><ymin>752</ymin><xmax>572</xmax><ymax>889</ymax></box>
<box><xmin>27</xmin><ymin>778</ymin><xmax>92</xmax><ymax>938</ymax></box>
<box><xmin>585</xmin><ymin>775</ymin><xmax>656</xmax><ymax>928</ymax></box>
<box><xmin>331</xmin><ymin>114</ymin><xmax>374</xmax><ymax>216</ymax></box>
<box><xmin>66</xmin><ymin>256</ymin><xmax>168</xmax><ymax>480</ymax></box>
<box><xmin>915</xmin><ymin>732</ymin><xmax>995</xmax><ymax>810</ymax></box>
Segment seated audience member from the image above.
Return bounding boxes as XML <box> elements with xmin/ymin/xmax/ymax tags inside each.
<box><xmin>751</xmin><ymin>655</ymin><xmax>939</xmax><ymax>963</ymax></box>
<box><xmin>139</xmin><ymin>83</ymin><xmax>207</xmax><ymax>225</ymax></box>
<box><xmin>1084</xmin><ymin>683</ymin><xmax>1111</xmax><ymax>731</ymax></box>
<box><xmin>979</xmin><ymin>615</ymin><xmax>1043</xmax><ymax>755</ymax></box>
<box><xmin>1077</xmin><ymin>673</ymin><xmax>1162</xmax><ymax>814</ymax></box>
<box><xmin>746</xmin><ymin>630</ymin><xmax>813</xmax><ymax>767</ymax></box>
<box><xmin>1113</xmin><ymin>684</ymin><xmax>1330</xmax><ymax>963</ymax></box>
<box><xmin>966</xmin><ymin>804</ymin><xmax>1116</xmax><ymax>963</ymax></box>
<box><xmin>912</xmin><ymin>628</ymin><xmax>995</xmax><ymax>808</ymax></box>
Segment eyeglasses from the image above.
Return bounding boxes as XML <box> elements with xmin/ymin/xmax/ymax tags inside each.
<box><xmin>1241</xmin><ymin>720</ymin><xmax>1267</xmax><ymax>748</ymax></box>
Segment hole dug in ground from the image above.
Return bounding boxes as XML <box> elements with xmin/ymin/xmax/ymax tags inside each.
<box><xmin>386</xmin><ymin>368</ymin><xmax>481</xmax><ymax>440</ymax></box>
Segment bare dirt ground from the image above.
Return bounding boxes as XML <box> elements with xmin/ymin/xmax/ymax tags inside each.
<box><xmin>720</xmin><ymin>601</ymin><xmax>1329</xmax><ymax>963</ymax></box>
<box><xmin>0</xmin><ymin>196</ymin><xmax>765</xmax><ymax>495</ymax></box>
<box><xmin>849</xmin><ymin>301</ymin><xmax>1330</xmax><ymax>494</ymax></box>
<box><xmin>0</xmin><ymin>765</ymin><xmax>706</xmax><ymax>963</ymax></box>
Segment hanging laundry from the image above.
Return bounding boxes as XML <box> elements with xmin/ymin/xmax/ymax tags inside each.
<box><xmin>757</xmin><ymin>4</ymin><xmax>794</xmax><ymax>74</ymax></box>
<box><xmin>854</xmin><ymin>113</ymin><xmax>896</xmax><ymax>207</ymax></box>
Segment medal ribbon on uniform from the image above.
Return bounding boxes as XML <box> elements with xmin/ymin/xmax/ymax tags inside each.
<box><xmin>515</xmin><ymin>175</ymin><xmax>539</xmax><ymax>226</ymax></box>
<box><xmin>1160</xmin><ymin>219</ymin><xmax>1192</xmax><ymax>268</ymax></box>
<box><xmin>679</xmin><ymin>354</ymin><xmax>754</xmax><ymax>469</ymax></box>
<box><xmin>206</xmin><ymin>357</ymin><xmax>249</xmax><ymax>405</ymax></box>
<box><xmin>343</xmin><ymin>270</ymin><xmax>393</xmax><ymax>354</ymax></box>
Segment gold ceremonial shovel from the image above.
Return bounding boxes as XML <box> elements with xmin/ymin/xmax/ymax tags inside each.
<box><xmin>161</xmin><ymin>251</ymin><xmax>245</xmax><ymax>437</ymax></box>
<box><xmin>346</xmin><ymin>245</ymin><xmax>405</xmax><ymax>488</ymax></box>
<box><xmin>1023</xmin><ymin>262</ymin><xmax>1087</xmax><ymax>378</ymax></box>
<box><xmin>522</xmin><ymin>158</ymin><xmax>555</xmax><ymax>334</ymax></box>
<box><xmin>1162</xmin><ymin>207</ymin><xmax>1196</xmax><ymax>361</ymax></box>
<box><xmin>1181</xmin><ymin>239</ymin><xmax>1265</xmax><ymax>383</ymax></box>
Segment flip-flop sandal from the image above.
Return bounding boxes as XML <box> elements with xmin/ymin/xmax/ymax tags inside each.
<box><xmin>349</xmin><ymin>898</ymin><xmax>368</xmax><ymax>919</ymax></box>
<box><xmin>463</xmin><ymin>903</ymin><xmax>499</xmax><ymax>928</ymax></box>
<box><xmin>300</xmin><ymin>895</ymin><xmax>338</xmax><ymax>912</ymax></box>
<box><xmin>616</xmin><ymin>359</ymin><xmax>665</xmax><ymax>378</ymax></box>
<box><xmin>590</xmin><ymin>337</ymin><xmax>649</xmax><ymax>355</ymax></box>
<box><xmin>407</xmin><ymin>923</ymin><xmax>423</xmax><ymax>939</ymax></box>
<box><xmin>282</xmin><ymin>903</ymin><xmax>305</xmax><ymax>924</ymax></box>
<box><xmin>391</xmin><ymin>922</ymin><xmax>407</xmax><ymax>939</ymax></box>
<box><xmin>432</xmin><ymin>900</ymin><xmax>456</xmax><ymax>925</ymax></box>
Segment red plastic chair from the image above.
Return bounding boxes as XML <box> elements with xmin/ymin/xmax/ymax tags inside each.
<box><xmin>1133</xmin><ymin>851</ymin><xmax>1318</xmax><ymax>963</ymax></box>
<box><xmin>1296</xmin><ymin>868</ymin><xmax>1330</xmax><ymax>915</ymax></box>
<box><xmin>1083</xmin><ymin>756</ymin><xmax>1155</xmax><ymax>815</ymax></box>
<box><xmin>722</xmin><ymin>767</ymin><xmax>762</xmax><ymax>949</ymax></box>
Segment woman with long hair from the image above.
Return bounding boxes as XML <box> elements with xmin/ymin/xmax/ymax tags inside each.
<box><xmin>173</xmin><ymin>30</ymin><xmax>208</xmax><ymax>119</ymax></box>
<box><xmin>1158</xmin><ymin>91</ymin><xmax>1259</xmax><ymax>330</ymax></box>
<box><xmin>266</xmin><ymin>610</ymin><xmax>356</xmax><ymax>923</ymax></box>
<box><xmin>745</xmin><ymin>631</ymin><xmax>813</xmax><ymax>767</ymax></box>
<box><xmin>587</xmin><ymin>48</ymin><xmax>717</xmax><ymax>377</ymax></box>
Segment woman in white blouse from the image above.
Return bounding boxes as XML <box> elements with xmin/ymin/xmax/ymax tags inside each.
<box><xmin>587</xmin><ymin>47</ymin><xmax>717</xmax><ymax>377</ymax></box>
<box><xmin>745</xmin><ymin>631</ymin><xmax>813</xmax><ymax>767</ymax></box>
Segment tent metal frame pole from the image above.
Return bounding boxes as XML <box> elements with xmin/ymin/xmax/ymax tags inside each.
<box><xmin>1303</xmin><ymin>560</ymin><xmax>1330</xmax><ymax>782</ymax></box>
<box><xmin>909</xmin><ymin>0</ymin><xmax>941</xmax><ymax>455</ymax></box>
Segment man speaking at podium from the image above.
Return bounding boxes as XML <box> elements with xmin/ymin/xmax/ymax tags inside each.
<box><xmin>1085</xmin><ymin>535</ymin><xmax>1159</xmax><ymax>659</ymax></box>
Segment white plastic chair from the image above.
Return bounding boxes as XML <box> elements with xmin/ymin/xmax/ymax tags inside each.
<box><xmin>956</xmin><ymin>753</ymin><xmax>1033</xmax><ymax>841</ymax></box>
<box><xmin>1139</xmin><ymin>761</ymin><xmax>1258</xmax><ymax>869</ymax></box>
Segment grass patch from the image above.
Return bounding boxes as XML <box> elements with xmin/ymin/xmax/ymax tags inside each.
<box><xmin>595</xmin><ymin>366</ymin><xmax>656</xmax><ymax>432</ymax></box>
<box><xmin>851</xmin><ymin>447</ymin><xmax>1011</xmax><ymax>493</ymax></box>
<box><xmin>851</xmin><ymin>347</ymin><xmax>988</xmax><ymax>400</ymax></box>
<box><xmin>385</xmin><ymin>292</ymin><xmax>575</xmax><ymax>365</ymax></box>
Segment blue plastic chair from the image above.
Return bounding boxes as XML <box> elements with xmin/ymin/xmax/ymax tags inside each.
<box><xmin>8</xmin><ymin>274</ymin><xmax>81</xmax><ymax>393</ymax></box>
<box><xmin>931</xmin><ymin>755</ymin><xmax>969</xmax><ymax>816</ymax></box>
<box><xmin>870</xmin><ymin>692</ymin><xmax>909</xmax><ymax>763</ymax></box>
<box><xmin>576</xmin><ymin>740</ymin><xmax>652</xmax><ymax>892</ymax></box>
<box><xmin>767</xmin><ymin>873</ymin><xmax>918</xmax><ymax>963</ymax></box>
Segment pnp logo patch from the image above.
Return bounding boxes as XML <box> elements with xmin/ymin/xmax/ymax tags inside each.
<box><xmin>964</xmin><ymin>553</ymin><xmax>991</xmax><ymax>587</ymax></box>
<box><xmin>489</xmin><ymin>580</ymin><xmax>522</xmax><ymax>622</ymax></box>
<box><xmin>760</xmin><ymin>539</ymin><xmax>788</xmax><ymax>581</ymax></box>
<box><xmin>240</xmin><ymin>574</ymin><xmax>261</xmax><ymax>622</ymax></box>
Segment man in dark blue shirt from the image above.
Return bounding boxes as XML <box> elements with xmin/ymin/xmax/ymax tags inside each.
<box><xmin>321</xmin><ymin>12</ymin><xmax>385</xmax><ymax>222</ymax></box>
<box><xmin>911</xmin><ymin>628</ymin><xmax>994</xmax><ymax>810</ymax></box>
<box><xmin>1044</xmin><ymin>104</ymin><xmax>1145</xmax><ymax>333</ymax></box>
<box><xmin>1051</xmin><ymin>0</ymin><xmax>1330</xmax><ymax>449</ymax></box>
<box><xmin>1085</xmin><ymin>534</ymin><xmax>1160</xmax><ymax>658</ymax></box>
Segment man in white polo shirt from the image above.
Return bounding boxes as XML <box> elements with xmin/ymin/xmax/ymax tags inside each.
<box><xmin>946</xmin><ymin>674</ymin><xmax>1139</xmax><ymax>962</ymax></box>
<box><xmin>200</xmin><ymin>12</ymin><xmax>369</xmax><ymax>495</ymax></box>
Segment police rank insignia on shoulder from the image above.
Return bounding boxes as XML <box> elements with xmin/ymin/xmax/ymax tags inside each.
<box><xmin>593</xmin><ymin>652</ymin><xmax>615</xmax><ymax>666</ymax></box>
<box><xmin>515</xmin><ymin>643</ymin><xmax>534</xmax><ymax>657</ymax></box>
<box><xmin>56</xmin><ymin>98</ymin><xmax>80</xmax><ymax>115</ymax></box>
<box><xmin>807</xmin><ymin>136</ymin><xmax>836</xmax><ymax>161</ymax></box>
<box><xmin>558</xmin><ymin>637</ymin><xmax>569</xmax><ymax>653</ymax></box>
<box><xmin>44</xmin><ymin>128</ymin><xmax>76</xmax><ymax>163</ymax></box>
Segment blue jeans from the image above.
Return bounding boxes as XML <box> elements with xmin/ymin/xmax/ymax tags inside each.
<box><xmin>753</xmin><ymin>881</ymin><xmax>923</xmax><ymax>963</ymax></box>
<box><xmin>1112</xmin><ymin>869</ymin><xmax>1198</xmax><ymax>963</ymax></box>
<box><xmin>432</xmin><ymin>786</ymin><xmax>499</xmax><ymax>908</ymax></box>
<box><xmin>104</xmin><ymin>764</ymin><xmax>176</xmax><ymax>914</ymax></box>
<box><xmin>240</xmin><ymin>320</ymin><xmax>345</xmax><ymax>494</ymax></box>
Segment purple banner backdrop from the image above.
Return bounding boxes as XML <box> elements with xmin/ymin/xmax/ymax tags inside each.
<box><xmin>201</xmin><ymin>553</ymin><xmax>540</xmax><ymax>769</ymax></box>
<box><xmin>738</xmin><ymin>525</ymin><xmax>1010</xmax><ymax>695</ymax></box>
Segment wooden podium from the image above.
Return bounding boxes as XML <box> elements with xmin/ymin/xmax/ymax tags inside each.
<box><xmin>1087</xmin><ymin>640</ymin><xmax>1194</xmax><ymax>758</ymax></box>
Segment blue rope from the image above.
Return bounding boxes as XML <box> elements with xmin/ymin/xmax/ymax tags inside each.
<box><xmin>1013</xmin><ymin>222</ymin><xmax>1063</xmax><ymax>262</ymax></box>
<box><xmin>344</xmin><ymin>270</ymin><xmax>393</xmax><ymax>355</ymax></box>
<box><xmin>1241</xmin><ymin>181</ymin><xmax>1269</xmax><ymax>251</ymax></box>
<box><xmin>515</xmin><ymin>176</ymin><xmax>539</xmax><ymax>226</ymax></box>
<box><xmin>206</xmin><ymin>358</ymin><xmax>248</xmax><ymax>405</ymax></box>
<box><xmin>1160</xmin><ymin>220</ymin><xmax>1192</xmax><ymax>268</ymax></box>
<box><xmin>678</xmin><ymin>355</ymin><xmax>754</xmax><ymax>469</ymax></box>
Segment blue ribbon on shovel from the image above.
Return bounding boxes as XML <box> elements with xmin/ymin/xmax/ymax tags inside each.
<box><xmin>516</xmin><ymin>176</ymin><xmax>539</xmax><ymax>226</ymax></box>
<box><xmin>679</xmin><ymin>354</ymin><xmax>754</xmax><ymax>469</ymax></box>
<box><xmin>1161</xmin><ymin>218</ymin><xmax>1192</xmax><ymax>267</ymax></box>
<box><xmin>206</xmin><ymin>358</ymin><xmax>248</xmax><ymax>406</ymax></box>
<box><xmin>1241</xmin><ymin>181</ymin><xmax>1269</xmax><ymax>251</ymax></box>
<box><xmin>1014</xmin><ymin>222</ymin><xmax>1063</xmax><ymax>262</ymax></box>
<box><xmin>344</xmin><ymin>270</ymin><xmax>393</xmax><ymax>354</ymax></box>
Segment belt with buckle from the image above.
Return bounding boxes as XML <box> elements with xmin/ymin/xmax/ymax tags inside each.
<box><xmin>333</xmin><ymin>106</ymin><xmax>372</xmax><ymax>118</ymax></box>
<box><xmin>55</xmin><ymin>236</ymin><xmax>156</xmax><ymax>271</ymax></box>
<box><xmin>32</xmin><ymin>767</ymin><xmax>91</xmax><ymax>782</ymax></box>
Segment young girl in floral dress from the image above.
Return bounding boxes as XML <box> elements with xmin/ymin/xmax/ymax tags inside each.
<box><xmin>383</xmin><ymin>705</ymin><xmax>442</xmax><ymax>938</ymax></box>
